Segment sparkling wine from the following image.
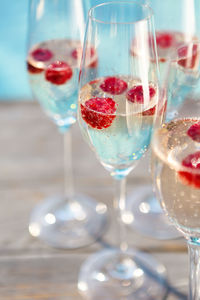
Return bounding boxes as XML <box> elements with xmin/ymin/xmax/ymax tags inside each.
<box><xmin>152</xmin><ymin>118</ymin><xmax>200</xmax><ymax>236</ymax></box>
<box><xmin>132</xmin><ymin>31</ymin><xmax>200</xmax><ymax>120</ymax></box>
<box><xmin>79</xmin><ymin>76</ymin><xmax>159</xmax><ymax>177</ymax></box>
<box><xmin>27</xmin><ymin>39</ymin><xmax>97</xmax><ymax>131</ymax></box>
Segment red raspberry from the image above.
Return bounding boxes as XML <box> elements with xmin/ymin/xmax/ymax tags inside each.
<box><xmin>178</xmin><ymin>44</ymin><xmax>199</xmax><ymax>69</ymax></box>
<box><xmin>89</xmin><ymin>79</ymin><xmax>100</xmax><ymax>85</ymax></box>
<box><xmin>100</xmin><ymin>77</ymin><xmax>128</xmax><ymax>95</ymax></box>
<box><xmin>71</xmin><ymin>49</ymin><xmax>79</xmax><ymax>60</ymax></box>
<box><xmin>159</xmin><ymin>57</ymin><xmax>167</xmax><ymax>63</ymax></box>
<box><xmin>27</xmin><ymin>61</ymin><xmax>43</xmax><ymax>74</ymax></box>
<box><xmin>89</xmin><ymin>58</ymin><xmax>98</xmax><ymax>68</ymax></box>
<box><xmin>142</xmin><ymin>105</ymin><xmax>156</xmax><ymax>116</ymax></box>
<box><xmin>71</xmin><ymin>47</ymin><xmax>98</xmax><ymax>68</ymax></box>
<box><xmin>88</xmin><ymin>47</ymin><xmax>98</xmax><ymax>68</ymax></box>
<box><xmin>156</xmin><ymin>32</ymin><xmax>174</xmax><ymax>49</ymax></box>
<box><xmin>31</xmin><ymin>48</ymin><xmax>53</xmax><ymax>62</ymax></box>
<box><xmin>178</xmin><ymin>151</ymin><xmax>200</xmax><ymax>189</ymax></box>
<box><xmin>81</xmin><ymin>97</ymin><xmax>116</xmax><ymax>129</ymax></box>
<box><xmin>126</xmin><ymin>85</ymin><xmax>156</xmax><ymax>104</ymax></box>
<box><xmin>45</xmin><ymin>61</ymin><xmax>73</xmax><ymax>85</ymax></box>
<box><xmin>142</xmin><ymin>99</ymin><xmax>167</xmax><ymax>116</ymax></box>
<box><xmin>187</xmin><ymin>122</ymin><xmax>200</xmax><ymax>142</ymax></box>
<box><xmin>71</xmin><ymin>48</ymin><xmax>82</xmax><ymax>60</ymax></box>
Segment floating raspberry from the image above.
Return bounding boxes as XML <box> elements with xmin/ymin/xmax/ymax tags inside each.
<box><xmin>31</xmin><ymin>48</ymin><xmax>53</xmax><ymax>62</ymax></box>
<box><xmin>89</xmin><ymin>58</ymin><xmax>98</xmax><ymax>68</ymax></box>
<box><xmin>142</xmin><ymin>105</ymin><xmax>156</xmax><ymax>116</ymax></box>
<box><xmin>27</xmin><ymin>61</ymin><xmax>43</xmax><ymax>74</ymax></box>
<box><xmin>72</xmin><ymin>47</ymin><xmax>98</xmax><ymax>68</ymax></box>
<box><xmin>126</xmin><ymin>85</ymin><xmax>156</xmax><ymax>104</ymax></box>
<box><xmin>81</xmin><ymin>97</ymin><xmax>116</xmax><ymax>129</ymax></box>
<box><xmin>100</xmin><ymin>77</ymin><xmax>128</xmax><ymax>95</ymax></box>
<box><xmin>187</xmin><ymin>122</ymin><xmax>200</xmax><ymax>142</ymax></box>
<box><xmin>71</xmin><ymin>48</ymin><xmax>82</xmax><ymax>60</ymax></box>
<box><xmin>45</xmin><ymin>61</ymin><xmax>73</xmax><ymax>85</ymax></box>
<box><xmin>71</xmin><ymin>49</ymin><xmax>79</xmax><ymax>60</ymax></box>
<box><xmin>156</xmin><ymin>32</ymin><xmax>174</xmax><ymax>49</ymax></box>
<box><xmin>178</xmin><ymin>151</ymin><xmax>200</xmax><ymax>189</ymax></box>
<box><xmin>89</xmin><ymin>79</ymin><xmax>100</xmax><ymax>85</ymax></box>
<box><xmin>88</xmin><ymin>47</ymin><xmax>98</xmax><ymax>68</ymax></box>
<box><xmin>142</xmin><ymin>100</ymin><xmax>167</xmax><ymax>116</ymax></box>
<box><xmin>178</xmin><ymin>44</ymin><xmax>199</xmax><ymax>69</ymax></box>
<box><xmin>159</xmin><ymin>57</ymin><xmax>167</xmax><ymax>63</ymax></box>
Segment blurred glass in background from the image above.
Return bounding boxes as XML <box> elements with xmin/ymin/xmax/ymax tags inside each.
<box><xmin>0</xmin><ymin>0</ymin><xmax>146</xmax><ymax>100</ymax></box>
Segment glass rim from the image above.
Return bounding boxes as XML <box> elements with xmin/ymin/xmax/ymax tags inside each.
<box><xmin>88</xmin><ymin>1</ymin><xmax>154</xmax><ymax>25</ymax></box>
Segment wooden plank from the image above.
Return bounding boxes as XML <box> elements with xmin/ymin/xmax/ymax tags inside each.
<box><xmin>0</xmin><ymin>252</ymin><xmax>188</xmax><ymax>299</ymax></box>
<box><xmin>0</xmin><ymin>102</ymin><xmax>189</xmax><ymax>299</ymax></box>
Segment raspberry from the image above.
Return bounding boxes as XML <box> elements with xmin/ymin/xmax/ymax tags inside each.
<box><xmin>178</xmin><ymin>151</ymin><xmax>200</xmax><ymax>189</ymax></box>
<box><xmin>142</xmin><ymin>105</ymin><xmax>156</xmax><ymax>116</ymax></box>
<box><xmin>81</xmin><ymin>97</ymin><xmax>116</xmax><ymax>129</ymax></box>
<box><xmin>100</xmin><ymin>77</ymin><xmax>128</xmax><ymax>95</ymax></box>
<box><xmin>142</xmin><ymin>99</ymin><xmax>167</xmax><ymax>116</ymax></box>
<box><xmin>31</xmin><ymin>48</ymin><xmax>53</xmax><ymax>62</ymax></box>
<box><xmin>27</xmin><ymin>61</ymin><xmax>43</xmax><ymax>74</ymax></box>
<box><xmin>45</xmin><ymin>61</ymin><xmax>73</xmax><ymax>85</ymax></box>
<box><xmin>126</xmin><ymin>85</ymin><xmax>156</xmax><ymax>103</ymax></box>
<box><xmin>71</xmin><ymin>47</ymin><xmax>98</xmax><ymax>68</ymax></box>
<box><xmin>71</xmin><ymin>48</ymin><xmax>82</xmax><ymax>60</ymax></box>
<box><xmin>156</xmin><ymin>32</ymin><xmax>174</xmax><ymax>48</ymax></box>
<box><xmin>159</xmin><ymin>57</ymin><xmax>167</xmax><ymax>63</ymax></box>
<box><xmin>89</xmin><ymin>58</ymin><xmax>98</xmax><ymax>68</ymax></box>
<box><xmin>89</xmin><ymin>79</ymin><xmax>100</xmax><ymax>85</ymax></box>
<box><xmin>88</xmin><ymin>47</ymin><xmax>98</xmax><ymax>68</ymax></box>
<box><xmin>187</xmin><ymin>122</ymin><xmax>200</xmax><ymax>142</ymax></box>
<box><xmin>71</xmin><ymin>49</ymin><xmax>79</xmax><ymax>60</ymax></box>
<box><xmin>178</xmin><ymin>44</ymin><xmax>199</xmax><ymax>69</ymax></box>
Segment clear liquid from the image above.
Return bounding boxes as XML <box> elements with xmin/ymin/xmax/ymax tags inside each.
<box><xmin>131</xmin><ymin>31</ymin><xmax>200</xmax><ymax>121</ymax></box>
<box><xmin>27</xmin><ymin>39</ymin><xmax>97</xmax><ymax>132</ymax></box>
<box><xmin>156</xmin><ymin>32</ymin><xmax>200</xmax><ymax>121</ymax></box>
<box><xmin>153</xmin><ymin>118</ymin><xmax>200</xmax><ymax>236</ymax></box>
<box><xmin>79</xmin><ymin>76</ymin><xmax>158</xmax><ymax>178</ymax></box>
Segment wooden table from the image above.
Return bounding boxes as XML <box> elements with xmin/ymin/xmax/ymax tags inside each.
<box><xmin>0</xmin><ymin>101</ymin><xmax>188</xmax><ymax>299</ymax></box>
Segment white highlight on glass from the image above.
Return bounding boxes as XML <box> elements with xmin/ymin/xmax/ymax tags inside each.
<box><xmin>29</xmin><ymin>223</ymin><xmax>41</xmax><ymax>237</ymax></box>
<box><xmin>45</xmin><ymin>213</ymin><xmax>56</xmax><ymax>224</ymax></box>
<box><xmin>139</xmin><ymin>202</ymin><xmax>151</xmax><ymax>214</ymax></box>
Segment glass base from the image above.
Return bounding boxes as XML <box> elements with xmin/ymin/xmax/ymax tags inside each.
<box><xmin>29</xmin><ymin>194</ymin><xmax>108</xmax><ymax>249</ymax></box>
<box><xmin>126</xmin><ymin>185</ymin><xmax>181</xmax><ymax>240</ymax></box>
<box><xmin>78</xmin><ymin>248</ymin><xmax>167</xmax><ymax>299</ymax></box>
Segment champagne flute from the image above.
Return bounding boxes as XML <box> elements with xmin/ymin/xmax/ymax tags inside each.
<box><xmin>77</xmin><ymin>2</ymin><xmax>167</xmax><ymax>298</ymax></box>
<box><xmin>128</xmin><ymin>0</ymin><xmax>200</xmax><ymax>240</ymax></box>
<box><xmin>26</xmin><ymin>0</ymin><xmax>107</xmax><ymax>249</ymax></box>
<box><xmin>152</xmin><ymin>41</ymin><xmax>200</xmax><ymax>299</ymax></box>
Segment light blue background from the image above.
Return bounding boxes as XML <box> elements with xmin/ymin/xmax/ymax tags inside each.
<box><xmin>0</xmin><ymin>0</ymin><xmax>107</xmax><ymax>100</ymax></box>
<box><xmin>0</xmin><ymin>1</ymin><xmax>31</xmax><ymax>100</ymax></box>
<box><xmin>0</xmin><ymin>0</ymin><xmax>163</xmax><ymax>100</ymax></box>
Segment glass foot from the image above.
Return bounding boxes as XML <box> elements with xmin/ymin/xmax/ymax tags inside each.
<box><xmin>29</xmin><ymin>194</ymin><xmax>108</xmax><ymax>249</ymax></box>
<box><xmin>78</xmin><ymin>248</ymin><xmax>167</xmax><ymax>299</ymax></box>
<box><xmin>126</xmin><ymin>185</ymin><xmax>181</xmax><ymax>240</ymax></box>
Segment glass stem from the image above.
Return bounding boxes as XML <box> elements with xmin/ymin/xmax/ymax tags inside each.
<box><xmin>63</xmin><ymin>129</ymin><xmax>75</xmax><ymax>201</ymax></box>
<box><xmin>187</xmin><ymin>238</ymin><xmax>200</xmax><ymax>300</ymax></box>
<box><xmin>113</xmin><ymin>177</ymin><xmax>128</xmax><ymax>252</ymax></box>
